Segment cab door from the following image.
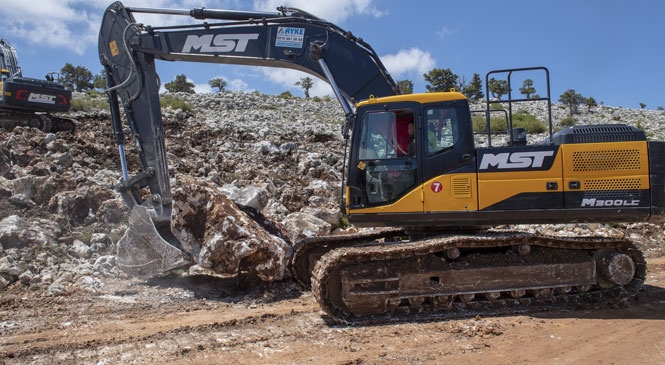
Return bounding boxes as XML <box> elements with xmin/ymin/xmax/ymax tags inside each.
<box><xmin>347</xmin><ymin>103</ymin><xmax>422</xmax><ymax>212</ymax></box>
<box><xmin>420</xmin><ymin>100</ymin><xmax>478</xmax><ymax>212</ymax></box>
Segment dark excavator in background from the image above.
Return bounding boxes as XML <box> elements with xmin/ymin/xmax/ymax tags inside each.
<box><xmin>0</xmin><ymin>38</ymin><xmax>75</xmax><ymax>132</ymax></box>
<box><xmin>99</xmin><ymin>1</ymin><xmax>665</xmax><ymax>323</ymax></box>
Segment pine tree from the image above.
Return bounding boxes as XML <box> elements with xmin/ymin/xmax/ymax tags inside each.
<box><xmin>165</xmin><ymin>74</ymin><xmax>196</xmax><ymax>94</ymax></box>
<box><xmin>397</xmin><ymin>79</ymin><xmax>413</xmax><ymax>94</ymax></box>
<box><xmin>488</xmin><ymin>78</ymin><xmax>509</xmax><ymax>100</ymax></box>
<box><xmin>519</xmin><ymin>79</ymin><xmax>536</xmax><ymax>99</ymax></box>
<box><xmin>423</xmin><ymin>68</ymin><xmax>458</xmax><ymax>92</ymax></box>
<box><xmin>584</xmin><ymin>96</ymin><xmax>598</xmax><ymax>112</ymax></box>
<box><xmin>463</xmin><ymin>73</ymin><xmax>483</xmax><ymax>101</ymax></box>
<box><xmin>60</xmin><ymin>63</ymin><xmax>94</xmax><ymax>92</ymax></box>
<box><xmin>295</xmin><ymin>77</ymin><xmax>313</xmax><ymax>98</ymax></box>
<box><xmin>559</xmin><ymin>89</ymin><xmax>583</xmax><ymax>116</ymax></box>
<box><xmin>208</xmin><ymin>77</ymin><xmax>227</xmax><ymax>93</ymax></box>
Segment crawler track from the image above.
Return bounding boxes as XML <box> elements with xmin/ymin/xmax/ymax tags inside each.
<box><xmin>291</xmin><ymin>227</ymin><xmax>406</xmax><ymax>286</ymax></box>
<box><xmin>0</xmin><ymin>111</ymin><xmax>76</xmax><ymax>132</ymax></box>
<box><xmin>309</xmin><ymin>232</ymin><xmax>646</xmax><ymax>324</ymax></box>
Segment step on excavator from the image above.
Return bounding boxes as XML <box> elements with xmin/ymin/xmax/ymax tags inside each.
<box><xmin>98</xmin><ymin>1</ymin><xmax>665</xmax><ymax>323</ymax></box>
<box><xmin>0</xmin><ymin>38</ymin><xmax>75</xmax><ymax>132</ymax></box>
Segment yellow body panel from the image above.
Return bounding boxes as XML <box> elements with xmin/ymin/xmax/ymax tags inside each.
<box><xmin>477</xmin><ymin>177</ymin><xmax>561</xmax><ymax>209</ymax></box>
<box><xmin>477</xmin><ymin>149</ymin><xmax>563</xmax><ymax>209</ymax></box>
<box><xmin>349</xmin><ymin>185</ymin><xmax>423</xmax><ymax>214</ymax></box>
<box><xmin>348</xmin><ymin>173</ymin><xmax>479</xmax><ymax>214</ymax></box>
<box><xmin>560</xmin><ymin>141</ymin><xmax>649</xmax><ymax>190</ymax></box>
<box><xmin>423</xmin><ymin>174</ymin><xmax>478</xmax><ymax>211</ymax></box>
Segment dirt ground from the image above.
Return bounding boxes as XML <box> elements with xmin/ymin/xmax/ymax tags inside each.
<box><xmin>0</xmin><ymin>252</ymin><xmax>664</xmax><ymax>365</ymax></box>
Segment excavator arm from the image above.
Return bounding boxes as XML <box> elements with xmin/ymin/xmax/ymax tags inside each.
<box><xmin>98</xmin><ymin>1</ymin><xmax>399</xmax><ymax>275</ymax></box>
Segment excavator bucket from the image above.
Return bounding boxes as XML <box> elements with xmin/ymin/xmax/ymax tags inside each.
<box><xmin>116</xmin><ymin>205</ymin><xmax>192</xmax><ymax>277</ymax></box>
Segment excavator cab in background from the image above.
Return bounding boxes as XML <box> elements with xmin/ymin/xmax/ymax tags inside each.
<box><xmin>0</xmin><ymin>38</ymin><xmax>75</xmax><ymax>132</ymax></box>
<box><xmin>99</xmin><ymin>2</ymin><xmax>665</xmax><ymax>323</ymax></box>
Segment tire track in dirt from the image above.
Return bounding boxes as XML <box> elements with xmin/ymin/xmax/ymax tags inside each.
<box><xmin>0</xmin><ymin>294</ymin><xmax>320</xmax><ymax>362</ymax></box>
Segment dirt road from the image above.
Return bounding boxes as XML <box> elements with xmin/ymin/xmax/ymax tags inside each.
<box><xmin>1</xmin><ymin>256</ymin><xmax>665</xmax><ymax>365</ymax></box>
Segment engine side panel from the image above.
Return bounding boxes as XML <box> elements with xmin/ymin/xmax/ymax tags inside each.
<box><xmin>476</xmin><ymin>144</ymin><xmax>562</xmax><ymax>210</ymax></box>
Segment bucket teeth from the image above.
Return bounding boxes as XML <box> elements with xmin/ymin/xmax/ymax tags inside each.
<box><xmin>116</xmin><ymin>205</ymin><xmax>192</xmax><ymax>277</ymax></box>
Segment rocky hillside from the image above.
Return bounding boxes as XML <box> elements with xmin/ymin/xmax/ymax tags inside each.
<box><xmin>1</xmin><ymin>91</ymin><xmax>663</xmax><ymax>295</ymax></box>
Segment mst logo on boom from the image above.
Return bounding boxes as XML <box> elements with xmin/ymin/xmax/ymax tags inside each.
<box><xmin>479</xmin><ymin>150</ymin><xmax>556</xmax><ymax>170</ymax></box>
<box><xmin>181</xmin><ymin>34</ymin><xmax>260</xmax><ymax>53</ymax></box>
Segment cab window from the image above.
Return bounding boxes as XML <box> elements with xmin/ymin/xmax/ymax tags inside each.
<box><xmin>425</xmin><ymin>107</ymin><xmax>459</xmax><ymax>156</ymax></box>
<box><xmin>355</xmin><ymin>109</ymin><xmax>418</xmax><ymax>205</ymax></box>
<box><xmin>358</xmin><ymin>110</ymin><xmax>415</xmax><ymax>159</ymax></box>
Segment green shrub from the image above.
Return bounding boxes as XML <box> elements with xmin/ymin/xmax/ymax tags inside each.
<box><xmin>85</xmin><ymin>89</ymin><xmax>105</xmax><ymax>98</ymax></box>
<box><xmin>69</xmin><ymin>96</ymin><xmax>109</xmax><ymax>112</ymax></box>
<box><xmin>560</xmin><ymin>116</ymin><xmax>577</xmax><ymax>127</ymax></box>
<box><xmin>339</xmin><ymin>215</ymin><xmax>350</xmax><ymax>229</ymax></box>
<box><xmin>160</xmin><ymin>94</ymin><xmax>191</xmax><ymax>112</ymax></box>
<box><xmin>278</xmin><ymin>91</ymin><xmax>293</xmax><ymax>98</ymax></box>
<box><xmin>472</xmin><ymin>114</ymin><xmax>509</xmax><ymax>133</ymax></box>
<box><xmin>511</xmin><ymin>113</ymin><xmax>547</xmax><ymax>134</ymax></box>
<box><xmin>472</xmin><ymin>115</ymin><xmax>485</xmax><ymax>132</ymax></box>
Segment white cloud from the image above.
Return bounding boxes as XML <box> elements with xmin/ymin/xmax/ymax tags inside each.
<box><xmin>0</xmin><ymin>0</ymin><xmax>385</xmax><ymax>57</ymax></box>
<box><xmin>193</xmin><ymin>82</ymin><xmax>212</xmax><ymax>93</ymax></box>
<box><xmin>200</xmin><ymin>74</ymin><xmax>252</xmax><ymax>93</ymax></box>
<box><xmin>381</xmin><ymin>48</ymin><xmax>436</xmax><ymax>78</ymax></box>
<box><xmin>259</xmin><ymin>68</ymin><xmax>332</xmax><ymax>97</ymax></box>
<box><xmin>0</xmin><ymin>0</ymin><xmax>104</xmax><ymax>55</ymax></box>
<box><xmin>437</xmin><ymin>26</ymin><xmax>455</xmax><ymax>40</ymax></box>
<box><xmin>226</xmin><ymin>78</ymin><xmax>252</xmax><ymax>92</ymax></box>
<box><xmin>0</xmin><ymin>0</ymin><xmax>248</xmax><ymax>55</ymax></box>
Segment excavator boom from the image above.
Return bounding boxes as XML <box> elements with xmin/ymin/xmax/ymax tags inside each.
<box><xmin>99</xmin><ymin>1</ymin><xmax>399</xmax><ymax>276</ymax></box>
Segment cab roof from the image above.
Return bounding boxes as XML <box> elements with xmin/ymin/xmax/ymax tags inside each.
<box><xmin>356</xmin><ymin>91</ymin><xmax>467</xmax><ymax>107</ymax></box>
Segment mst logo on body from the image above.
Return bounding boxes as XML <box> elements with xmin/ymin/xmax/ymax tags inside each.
<box><xmin>478</xmin><ymin>147</ymin><xmax>558</xmax><ymax>171</ymax></box>
<box><xmin>28</xmin><ymin>93</ymin><xmax>56</xmax><ymax>104</ymax></box>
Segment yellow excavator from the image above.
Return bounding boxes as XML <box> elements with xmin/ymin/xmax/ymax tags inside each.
<box><xmin>99</xmin><ymin>1</ymin><xmax>665</xmax><ymax>323</ymax></box>
<box><xmin>0</xmin><ymin>38</ymin><xmax>75</xmax><ymax>132</ymax></box>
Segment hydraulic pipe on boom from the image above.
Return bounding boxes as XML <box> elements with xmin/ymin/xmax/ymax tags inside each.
<box><xmin>127</xmin><ymin>6</ymin><xmax>283</xmax><ymax>21</ymax></box>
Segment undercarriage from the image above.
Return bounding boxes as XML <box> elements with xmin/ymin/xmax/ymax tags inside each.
<box><xmin>295</xmin><ymin>231</ymin><xmax>645</xmax><ymax>324</ymax></box>
<box><xmin>0</xmin><ymin>110</ymin><xmax>76</xmax><ymax>133</ymax></box>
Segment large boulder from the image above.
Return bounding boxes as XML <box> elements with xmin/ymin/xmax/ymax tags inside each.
<box><xmin>171</xmin><ymin>174</ymin><xmax>293</xmax><ymax>282</ymax></box>
<box><xmin>0</xmin><ymin>215</ymin><xmax>61</xmax><ymax>250</ymax></box>
<box><xmin>282</xmin><ymin>211</ymin><xmax>331</xmax><ymax>241</ymax></box>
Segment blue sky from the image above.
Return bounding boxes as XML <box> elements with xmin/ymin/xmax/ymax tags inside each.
<box><xmin>1</xmin><ymin>0</ymin><xmax>663</xmax><ymax>109</ymax></box>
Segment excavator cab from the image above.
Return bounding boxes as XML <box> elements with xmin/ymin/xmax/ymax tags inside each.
<box><xmin>346</xmin><ymin>92</ymin><xmax>476</xmax><ymax>226</ymax></box>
